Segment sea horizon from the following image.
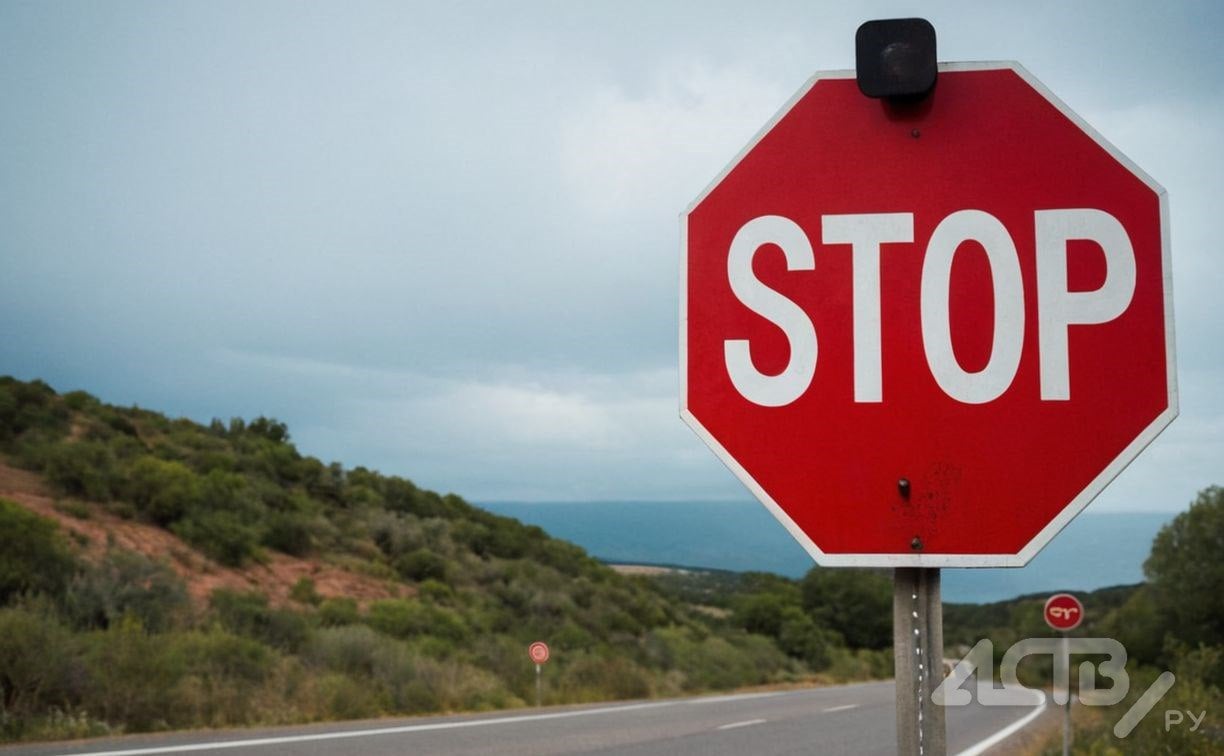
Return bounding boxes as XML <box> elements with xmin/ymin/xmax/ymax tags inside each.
<box><xmin>479</xmin><ymin>499</ymin><xmax>1174</xmax><ymax>605</ymax></box>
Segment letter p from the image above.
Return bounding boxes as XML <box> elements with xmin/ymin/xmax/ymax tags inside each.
<box><xmin>1165</xmin><ymin>709</ymin><xmax>1184</xmax><ymax>731</ymax></box>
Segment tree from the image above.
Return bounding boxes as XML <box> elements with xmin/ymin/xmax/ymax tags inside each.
<box><xmin>1144</xmin><ymin>485</ymin><xmax>1224</xmax><ymax>649</ymax></box>
<box><xmin>801</xmin><ymin>567</ymin><xmax>892</xmax><ymax>649</ymax></box>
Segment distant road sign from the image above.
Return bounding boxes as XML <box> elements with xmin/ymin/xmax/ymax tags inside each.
<box><xmin>1044</xmin><ymin>593</ymin><xmax>1085</xmax><ymax>631</ymax></box>
<box><xmin>528</xmin><ymin>641</ymin><xmax>550</xmax><ymax>664</ymax></box>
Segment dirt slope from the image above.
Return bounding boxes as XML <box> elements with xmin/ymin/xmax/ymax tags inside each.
<box><xmin>0</xmin><ymin>459</ymin><xmax>402</xmax><ymax>608</ymax></box>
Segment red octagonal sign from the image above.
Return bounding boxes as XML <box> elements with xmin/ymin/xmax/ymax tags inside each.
<box><xmin>681</xmin><ymin>62</ymin><xmax>1176</xmax><ymax>567</ymax></box>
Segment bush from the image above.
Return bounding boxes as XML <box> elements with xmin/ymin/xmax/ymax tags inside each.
<box><xmin>41</xmin><ymin>441</ymin><xmax>118</xmax><ymax>501</ymax></box>
<box><xmin>305</xmin><ymin>625</ymin><xmax>398</xmax><ymax>678</ymax></box>
<box><xmin>169</xmin><ymin>629</ymin><xmax>275</xmax><ymax>685</ymax></box>
<box><xmin>289</xmin><ymin>577</ymin><xmax>321</xmax><ymax>606</ymax></box>
<box><xmin>313</xmin><ymin>673</ymin><xmax>382</xmax><ymax>720</ymax></box>
<box><xmin>78</xmin><ymin>617</ymin><xmax>182</xmax><ymax>731</ymax></box>
<box><xmin>0</xmin><ymin>604</ymin><xmax>79</xmax><ymax>734</ymax></box>
<box><xmin>778</xmin><ymin>607</ymin><xmax>837</xmax><ymax>670</ymax></box>
<box><xmin>261</xmin><ymin>511</ymin><xmax>314</xmax><ymax>557</ymax></box>
<box><xmin>64</xmin><ymin>550</ymin><xmax>189</xmax><ymax>632</ymax></box>
<box><xmin>394</xmin><ymin>548</ymin><xmax>449</xmax><ymax>582</ymax></box>
<box><xmin>366</xmin><ymin>599</ymin><xmax>468</xmax><ymax>644</ymax></box>
<box><xmin>0</xmin><ymin>498</ymin><xmax>78</xmax><ymax>603</ymax></box>
<box><xmin>559</xmin><ymin>655</ymin><xmax>654</xmax><ymax>702</ymax></box>
<box><xmin>152</xmin><ymin>629</ymin><xmax>276</xmax><ymax>729</ymax></box>
<box><xmin>173</xmin><ymin>510</ymin><xmax>260</xmax><ymax>566</ymax></box>
<box><xmin>0</xmin><ymin>378</ymin><xmax>68</xmax><ymax>443</ymax></box>
<box><xmin>318</xmin><ymin>598</ymin><xmax>359</xmax><ymax>627</ymax></box>
<box><xmin>210</xmin><ymin>590</ymin><xmax>311</xmax><ymax>652</ymax></box>
<box><xmin>123</xmin><ymin>456</ymin><xmax>201</xmax><ymax>525</ymax></box>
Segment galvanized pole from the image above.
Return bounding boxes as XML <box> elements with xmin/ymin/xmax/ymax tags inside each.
<box><xmin>1062</xmin><ymin>633</ymin><xmax>1071</xmax><ymax>756</ymax></box>
<box><xmin>895</xmin><ymin>567</ymin><xmax>947</xmax><ymax>756</ymax></box>
<box><xmin>535</xmin><ymin>663</ymin><xmax>542</xmax><ymax>708</ymax></box>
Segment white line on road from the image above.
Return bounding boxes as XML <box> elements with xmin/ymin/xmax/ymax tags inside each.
<box><xmin>54</xmin><ymin>687</ymin><xmax>851</xmax><ymax>756</ymax></box>
<box><xmin>822</xmin><ymin>704</ymin><xmax>858</xmax><ymax>713</ymax></box>
<box><xmin>683</xmin><ymin>691</ymin><xmax>784</xmax><ymax>706</ymax></box>
<box><xmin>56</xmin><ymin>700</ymin><xmax>683</xmax><ymax>756</ymax></box>
<box><xmin>952</xmin><ymin>690</ymin><xmax>1048</xmax><ymax>756</ymax></box>
<box><xmin>716</xmin><ymin>718</ymin><xmax>767</xmax><ymax>730</ymax></box>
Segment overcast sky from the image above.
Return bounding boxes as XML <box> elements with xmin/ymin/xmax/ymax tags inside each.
<box><xmin>2</xmin><ymin>1</ymin><xmax>1219</xmax><ymax>512</ymax></box>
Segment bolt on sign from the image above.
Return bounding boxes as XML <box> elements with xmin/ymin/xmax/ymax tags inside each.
<box><xmin>681</xmin><ymin>62</ymin><xmax>1176</xmax><ymax>567</ymax></box>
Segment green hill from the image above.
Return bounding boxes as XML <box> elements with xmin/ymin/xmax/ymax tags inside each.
<box><xmin>3</xmin><ymin>375</ymin><xmax>1220</xmax><ymax>753</ymax></box>
<box><xmin>0</xmin><ymin>376</ymin><xmax>890</xmax><ymax>743</ymax></box>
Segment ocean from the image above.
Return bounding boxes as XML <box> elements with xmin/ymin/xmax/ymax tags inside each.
<box><xmin>477</xmin><ymin>499</ymin><xmax>1174</xmax><ymax>604</ymax></box>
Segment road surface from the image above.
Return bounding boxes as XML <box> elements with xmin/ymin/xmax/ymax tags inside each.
<box><xmin>3</xmin><ymin>681</ymin><xmax>1044</xmax><ymax>756</ymax></box>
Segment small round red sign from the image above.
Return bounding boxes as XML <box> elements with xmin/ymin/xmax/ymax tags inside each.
<box><xmin>1043</xmin><ymin>593</ymin><xmax>1084</xmax><ymax>631</ymax></box>
<box><xmin>528</xmin><ymin>641</ymin><xmax>550</xmax><ymax>664</ymax></box>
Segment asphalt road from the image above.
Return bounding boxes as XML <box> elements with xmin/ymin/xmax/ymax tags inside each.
<box><xmin>3</xmin><ymin>682</ymin><xmax>1044</xmax><ymax>756</ymax></box>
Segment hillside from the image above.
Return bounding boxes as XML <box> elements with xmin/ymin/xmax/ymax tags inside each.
<box><xmin>3</xmin><ymin>376</ymin><xmax>1220</xmax><ymax>753</ymax></box>
<box><xmin>0</xmin><ymin>376</ymin><xmax>893</xmax><ymax>743</ymax></box>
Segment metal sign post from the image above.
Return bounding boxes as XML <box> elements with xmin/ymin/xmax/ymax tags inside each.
<box><xmin>895</xmin><ymin>568</ymin><xmax>946</xmax><ymax>755</ymax></box>
<box><xmin>528</xmin><ymin>641</ymin><xmax>550</xmax><ymax>708</ymax></box>
<box><xmin>1043</xmin><ymin>595</ymin><xmax>1083</xmax><ymax>756</ymax></box>
<box><xmin>1062</xmin><ymin>633</ymin><xmax>1071</xmax><ymax>756</ymax></box>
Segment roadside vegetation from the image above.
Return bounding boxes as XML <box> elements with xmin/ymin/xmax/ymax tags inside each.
<box><xmin>2</xmin><ymin>376</ymin><xmax>1218</xmax><ymax>751</ymax></box>
<box><xmin>0</xmin><ymin>376</ymin><xmax>889</xmax><ymax>743</ymax></box>
<box><xmin>940</xmin><ymin>486</ymin><xmax>1224</xmax><ymax>754</ymax></box>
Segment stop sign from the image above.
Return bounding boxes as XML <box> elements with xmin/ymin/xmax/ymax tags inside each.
<box><xmin>681</xmin><ymin>62</ymin><xmax>1175</xmax><ymax>567</ymax></box>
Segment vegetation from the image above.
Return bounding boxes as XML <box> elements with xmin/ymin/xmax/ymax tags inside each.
<box><xmin>3</xmin><ymin>376</ymin><xmax>1218</xmax><ymax>752</ymax></box>
<box><xmin>939</xmin><ymin>485</ymin><xmax>1224</xmax><ymax>754</ymax></box>
<box><xmin>0</xmin><ymin>377</ymin><xmax>890</xmax><ymax>742</ymax></box>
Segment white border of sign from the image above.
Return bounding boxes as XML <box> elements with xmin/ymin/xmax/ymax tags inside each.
<box><xmin>679</xmin><ymin>61</ymin><xmax>1177</xmax><ymax>568</ymax></box>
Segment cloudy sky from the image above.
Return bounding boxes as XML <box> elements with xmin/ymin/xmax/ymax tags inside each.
<box><xmin>2</xmin><ymin>1</ymin><xmax>1219</xmax><ymax>512</ymax></box>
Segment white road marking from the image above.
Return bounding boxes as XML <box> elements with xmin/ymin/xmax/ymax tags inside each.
<box><xmin>717</xmin><ymin>718</ymin><xmax>767</xmax><ymax>730</ymax></box>
<box><xmin>56</xmin><ymin>700</ymin><xmax>682</xmax><ymax>756</ymax></box>
<box><xmin>953</xmin><ymin>689</ymin><xmax>1048</xmax><ymax>756</ymax></box>
<box><xmin>56</xmin><ymin>685</ymin><xmax>871</xmax><ymax>756</ymax></box>
<box><xmin>684</xmin><ymin>690</ymin><xmax>785</xmax><ymax>705</ymax></box>
<box><xmin>822</xmin><ymin>704</ymin><xmax>858</xmax><ymax>713</ymax></box>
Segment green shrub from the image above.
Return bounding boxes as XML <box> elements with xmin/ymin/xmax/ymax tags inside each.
<box><xmin>78</xmin><ymin>617</ymin><xmax>182</xmax><ymax>731</ymax></box>
<box><xmin>417</xmin><ymin>579</ymin><xmax>454</xmax><ymax>603</ymax></box>
<box><xmin>210</xmin><ymin>590</ymin><xmax>310</xmax><ymax>652</ymax></box>
<box><xmin>64</xmin><ymin>550</ymin><xmax>189</xmax><ymax>632</ymax></box>
<box><xmin>318</xmin><ymin>598</ymin><xmax>359</xmax><ymax>627</ymax></box>
<box><xmin>0</xmin><ymin>604</ymin><xmax>79</xmax><ymax>735</ymax></box>
<box><xmin>123</xmin><ymin>456</ymin><xmax>201</xmax><ymax>525</ymax></box>
<box><xmin>778</xmin><ymin>607</ymin><xmax>837</xmax><ymax>670</ymax></box>
<box><xmin>314</xmin><ymin>673</ymin><xmax>382</xmax><ymax>720</ymax></box>
<box><xmin>305</xmin><ymin>625</ymin><xmax>398</xmax><ymax>678</ymax></box>
<box><xmin>0</xmin><ymin>498</ymin><xmax>77</xmax><ymax>603</ymax></box>
<box><xmin>289</xmin><ymin>577</ymin><xmax>321</xmax><ymax>606</ymax></box>
<box><xmin>173</xmin><ymin>510</ymin><xmax>260</xmax><ymax>566</ymax></box>
<box><xmin>394</xmin><ymin>548</ymin><xmax>448</xmax><ymax>582</ymax></box>
<box><xmin>366</xmin><ymin>599</ymin><xmax>468</xmax><ymax>643</ymax></box>
<box><xmin>169</xmin><ymin>629</ymin><xmax>275</xmax><ymax>684</ymax></box>
<box><xmin>0</xmin><ymin>378</ymin><xmax>68</xmax><ymax>443</ymax></box>
<box><xmin>41</xmin><ymin>441</ymin><xmax>118</xmax><ymax>501</ymax></box>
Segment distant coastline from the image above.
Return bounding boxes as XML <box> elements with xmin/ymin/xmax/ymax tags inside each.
<box><xmin>479</xmin><ymin>500</ymin><xmax>1173</xmax><ymax>604</ymax></box>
